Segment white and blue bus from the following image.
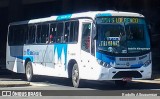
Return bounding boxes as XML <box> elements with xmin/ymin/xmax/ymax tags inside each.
<box><xmin>6</xmin><ymin>10</ymin><xmax>152</xmax><ymax>88</ymax></box>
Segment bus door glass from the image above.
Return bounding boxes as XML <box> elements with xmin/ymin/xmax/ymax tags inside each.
<box><xmin>81</xmin><ymin>20</ymin><xmax>95</xmax><ymax>76</ymax></box>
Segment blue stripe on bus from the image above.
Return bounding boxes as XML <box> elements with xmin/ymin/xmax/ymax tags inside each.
<box><xmin>96</xmin><ymin>13</ymin><xmax>112</xmax><ymax>17</ymax></box>
<box><xmin>96</xmin><ymin>52</ymin><xmax>115</xmax><ymax>64</ymax></box>
<box><xmin>96</xmin><ymin>52</ymin><xmax>143</xmax><ymax>68</ymax></box>
<box><xmin>57</xmin><ymin>14</ymin><xmax>72</xmax><ymax>20</ymax></box>
<box><xmin>54</xmin><ymin>44</ymin><xmax>68</xmax><ymax>70</ymax></box>
<box><xmin>16</xmin><ymin>56</ymin><xmax>34</xmax><ymax>62</ymax></box>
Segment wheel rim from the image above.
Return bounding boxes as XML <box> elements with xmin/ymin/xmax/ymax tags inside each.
<box><xmin>72</xmin><ymin>67</ymin><xmax>79</xmax><ymax>84</ymax></box>
<box><xmin>26</xmin><ymin>64</ymin><xmax>32</xmax><ymax>80</ymax></box>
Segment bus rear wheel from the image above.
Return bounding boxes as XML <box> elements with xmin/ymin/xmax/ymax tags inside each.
<box><xmin>25</xmin><ymin>61</ymin><xmax>34</xmax><ymax>82</ymax></box>
<box><xmin>72</xmin><ymin>63</ymin><xmax>83</xmax><ymax>88</ymax></box>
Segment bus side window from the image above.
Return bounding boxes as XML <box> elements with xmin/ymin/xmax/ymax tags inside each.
<box><xmin>64</xmin><ymin>22</ymin><xmax>70</xmax><ymax>43</ymax></box>
<box><xmin>69</xmin><ymin>21</ymin><xmax>79</xmax><ymax>43</ymax></box>
<box><xmin>28</xmin><ymin>25</ymin><xmax>36</xmax><ymax>44</ymax></box>
<box><xmin>12</xmin><ymin>26</ymin><xmax>18</xmax><ymax>45</ymax></box>
<box><xmin>8</xmin><ymin>26</ymin><xmax>14</xmax><ymax>45</ymax></box>
<box><xmin>57</xmin><ymin>22</ymin><xmax>64</xmax><ymax>43</ymax></box>
<box><xmin>36</xmin><ymin>24</ymin><xmax>50</xmax><ymax>44</ymax></box>
<box><xmin>74</xmin><ymin>21</ymin><xmax>79</xmax><ymax>42</ymax></box>
<box><xmin>41</xmin><ymin>24</ymin><xmax>49</xmax><ymax>43</ymax></box>
<box><xmin>23</xmin><ymin>25</ymin><xmax>28</xmax><ymax>44</ymax></box>
<box><xmin>9</xmin><ymin>25</ymin><xmax>17</xmax><ymax>45</ymax></box>
<box><xmin>36</xmin><ymin>25</ymin><xmax>42</xmax><ymax>43</ymax></box>
<box><xmin>13</xmin><ymin>25</ymin><xmax>24</xmax><ymax>45</ymax></box>
<box><xmin>50</xmin><ymin>23</ymin><xmax>57</xmax><ymax>43</ymax></box>
<box><xmin>19</xmin><ymin>25</ymin><xmax>26</xmax><ymax>45</ymax></box>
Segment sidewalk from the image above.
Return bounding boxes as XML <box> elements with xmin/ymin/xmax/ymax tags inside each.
<box><xmin>133</xmin><ymin>79</ymin><xmax>160</xmax><ymax>84</ymax></box>
<box><xmin>132</xmin><ymin>71</ymin><xmax>160</xmax><ymax>84</ymax></box>
<box><xmin>0</xmin><ymin>81</ymin><xmax>30</xmax><ymax>87</ymax></box>
<box><xmin>0</xmin><ymin>69</ymin><xmax>30</xmax><ymax>87</ymax></box>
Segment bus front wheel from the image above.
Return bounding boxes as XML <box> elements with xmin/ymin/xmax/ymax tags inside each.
<box><xmin>25</xmin><ymin>61</ymin><xmax>34</xmax><ymax>82</ymax></box>
<box><xmin>72</xmin><ymin>63</ymin><xmax>83</xmax><ymax>88</ymax></box>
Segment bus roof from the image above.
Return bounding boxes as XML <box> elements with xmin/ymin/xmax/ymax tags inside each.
<box><xmin>9</xmin><ymin>10</ymin><xmax>144</xmax><ymax>25</ymax></box>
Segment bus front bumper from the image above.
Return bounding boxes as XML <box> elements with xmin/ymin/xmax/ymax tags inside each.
<box><xmin>98</xmin><ymin>64</ymin><xmax>152</xmax><ymax>81</ymax></box>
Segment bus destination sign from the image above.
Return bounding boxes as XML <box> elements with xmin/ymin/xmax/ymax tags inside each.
<box><xmin>100</xmin><ymin>17</ymin><xmax>139</xmax><ymax>23</ymax></box>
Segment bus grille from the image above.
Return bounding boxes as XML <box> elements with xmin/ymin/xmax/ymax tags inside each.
<box><xmin>119</xmin><ymin>58</ymin><xmax>136</xmax><ymax>61</ymax></box>
<box><xmin>113</xmin><ymin>71</ymin><xmax>142</xmax><ymax>78</ymax></box>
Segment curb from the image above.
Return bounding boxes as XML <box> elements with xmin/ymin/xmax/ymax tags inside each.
<box><xmin>0</xmin><ymin>81</ymin><xmax>30</xmax><ymax>87</ymax></box>
<box><xmin>132</xmin><ymin>79</ymin><xmax>160</xmax><ymax>84</ymax></box>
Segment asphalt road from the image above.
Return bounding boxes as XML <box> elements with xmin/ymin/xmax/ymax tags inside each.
<box><xmin>0</xmin><ymin>74</ymin><xmax>160</xmax><ymax>90</ymax></box>
<box><xmin>0</xmin><ymin>73</ymin><xmax>160</xmax><ymax>99</ymax></box>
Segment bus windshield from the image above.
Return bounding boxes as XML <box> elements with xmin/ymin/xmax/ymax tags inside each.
<box><xmin>96</xmin><ymin>17</ymin><xmax>150</xmax><ymax>54</ymax></box>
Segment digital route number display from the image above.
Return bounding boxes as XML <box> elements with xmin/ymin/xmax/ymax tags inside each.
<box><xmin>100</xmin><ymin>17</ymin><xmax>139</xmax><ymax>23</ymax></box>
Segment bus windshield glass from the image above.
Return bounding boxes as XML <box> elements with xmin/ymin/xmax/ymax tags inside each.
<box><xmin>96</xmin><ymin>17</ymin><xmax>150</xmax><ymax>54</ymax></box>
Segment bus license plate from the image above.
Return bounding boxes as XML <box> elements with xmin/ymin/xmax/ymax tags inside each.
<box><xmin>122</xmin><ymin>77</ymin><xmax>132</xmax><ymax>81</ymax></box>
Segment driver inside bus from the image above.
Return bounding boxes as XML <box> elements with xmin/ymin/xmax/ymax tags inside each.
<box><xmin>105</xmin><ymin>30</ymin><xmax>111</xmax><ymax>40</ymax></box>
<box><xmin>119</xmin><ymin>32</ymin><xmax>126</xmax><ymax>44</ymax></box>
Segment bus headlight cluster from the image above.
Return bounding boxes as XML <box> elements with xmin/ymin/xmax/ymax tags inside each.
<box><xmin>97</xmin><ymin>59</ymin><xmax>112</xmax><ymax>68</ymax></box>
<box><xmin>144</xmin><ymin>60</ymin><xmax>151</xmax><ymax>67</ymax></box>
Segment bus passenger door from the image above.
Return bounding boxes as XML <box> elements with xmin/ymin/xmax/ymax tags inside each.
<box><xmin>80</xmin><ymin>21</ymin><xmax>95</xmax><ymax>79</ymax></box>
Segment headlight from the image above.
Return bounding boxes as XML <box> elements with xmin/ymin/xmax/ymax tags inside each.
<box><xmin>97</xmin><ymin>59</ymin><xmax>103</xmax><ymax>65</ymax></box>
<box><xmin>97</xmin><ymin>59</ymin><xmax>112</xmax><ymax>68</ymax></box>
<box><xmin>144</xmin><ymin>60</ymin><xmax>151</xmax><ymax>67</ymax></box>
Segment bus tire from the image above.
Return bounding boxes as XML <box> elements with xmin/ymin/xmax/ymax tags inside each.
<box><xmin>115</xmin><ymin>80</ymin><xmax>127</xmax><ymax>87</ymax></box>
<box><xmin>25</xmin><ymin>61</ymin><xmax>34</xmax><ymax>82</ymax></box>
<box><xmin>72</xmin><ymin>63</ymin><xmax>83</xmax><ymax>88</ymax></box>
